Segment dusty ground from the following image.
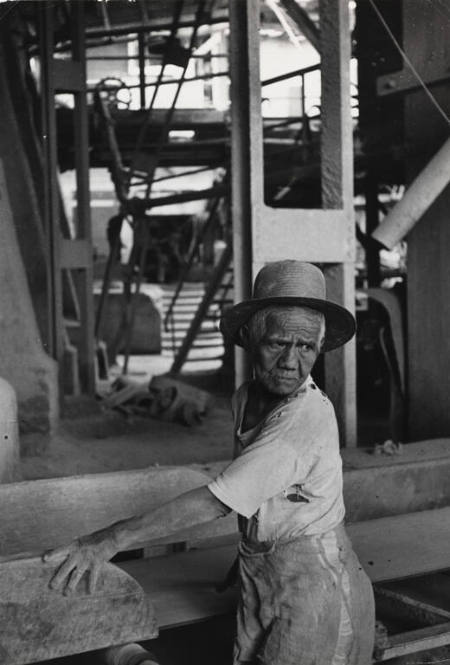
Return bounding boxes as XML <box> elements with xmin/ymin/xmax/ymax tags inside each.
<box><xmin>20</xmin><ymin>367</ymin><xmax>234</xmax><ymax>481</ymax></box>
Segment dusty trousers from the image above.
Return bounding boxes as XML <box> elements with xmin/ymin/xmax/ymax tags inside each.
<box><xmin>233</xmin><ymin>524</ymin><xmax>375</xmax><ymax>665</ymax></box>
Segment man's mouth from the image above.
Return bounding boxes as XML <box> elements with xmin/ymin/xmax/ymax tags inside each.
<box><xmin>273</xmin><ymin>374</ymin><xmax>299</xmax><ymax>382</ymax></box>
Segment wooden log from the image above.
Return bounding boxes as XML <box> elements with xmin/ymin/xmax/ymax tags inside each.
<box><xmin>0</xmin><ymin>556</ymin><xmax>157</xmax><ymax>665</ymax></box>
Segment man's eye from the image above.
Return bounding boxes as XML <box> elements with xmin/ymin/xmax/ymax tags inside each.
<box><xmin>268</xmin><ymin>341</ymin><xmax>283</xmax><ymax>349</ymax></box>
<box><xmin>299</xmin><ymin>344</ymin><xmax>313</xmax><ymax>352</ymax></box>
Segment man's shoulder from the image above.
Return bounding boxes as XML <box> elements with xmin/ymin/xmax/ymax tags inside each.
<box><xmin>293</xmin><ymin>381</ymin><xmax>335</xmax><ymax>416</ymax></box>
<box><xmin>283</xmin><ymin>382</ymin><xmax>337</xmax><ymax>443</ymax></box>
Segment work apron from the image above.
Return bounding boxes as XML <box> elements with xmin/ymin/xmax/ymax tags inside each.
<box><xmin>234</xmin><ymin>524</ymin><xmax>375</xmax><ymax>665</ymax></box>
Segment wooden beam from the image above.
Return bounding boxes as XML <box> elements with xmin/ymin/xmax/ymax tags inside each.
<box><xmin>320</xmin><ymin>0</ymin><xmax>356</xmax><ymax>446</ymax></box>
<box><xmin>372</xmin><ymin>137</ymin><xmax>450</xmax><ymax>250</ymax></box>
<box><xmin>229</xmin><ymin>0</ymin><xmax>261</xmax><ymax>387</ymax></box>
<box><xmin>71</xmin><ymin>1</ymin><xmax>95</xmax><ymax>394</ymax></box>
<box><xmin>374</xmin><ymin>586</ymin><xmax>450</xmax><ymax>627</ymax></box>
<box><xmin>324</xmin><ymin>264</ymin><xmax>356</xmax><ymax>446</ymax></box>
<box><xmin>377</xmin><ymin>622</ymin><xmax>450</xmax><ymax>661</ymax></box>
<box><xmin>277</xmin><ymin>0</ymin><xmax>321</xmax><ymax>53</ymax></box>
<box><xmin>0</xmin><ymin>467</ymin><xmax>211</xmax><ymax>559</ymax></box>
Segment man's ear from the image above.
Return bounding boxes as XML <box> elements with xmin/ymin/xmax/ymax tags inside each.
<box><xmin>319</xmin><ymin>335</ymin><xmax>326</xmax><ymax>353</ymax></box>
<box><xmin>238</xmin><ymin>325</ymin><xmax>250</xmax><ymax>350</ymax></box>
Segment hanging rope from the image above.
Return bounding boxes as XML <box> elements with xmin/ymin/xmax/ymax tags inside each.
<box><xmin>368</xmin><ymin>0</ymin><xmax>450</xmax><ymax>127</ymax></box>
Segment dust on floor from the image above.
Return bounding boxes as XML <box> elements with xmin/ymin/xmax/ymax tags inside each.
<box><xmin>20</xmin><ymin>369</ymin><xmax>235</xmax><ymax>481</ymax></box>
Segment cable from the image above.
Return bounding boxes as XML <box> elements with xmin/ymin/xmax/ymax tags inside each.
<box><xmin>368</xmin><ymin>0</ymin><xmax>450</xmax><ymax>127</ymax></box>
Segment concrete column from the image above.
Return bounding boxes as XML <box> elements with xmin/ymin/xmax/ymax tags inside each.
<box><xmin>0</xmin><ymin>378</ymin><xmax>21</xmax><ymax>482</ymax></box>
<box><xmin>0</xmin><ymin>160</ymin><xmax>58</xmax><ymax>435</ymax></box>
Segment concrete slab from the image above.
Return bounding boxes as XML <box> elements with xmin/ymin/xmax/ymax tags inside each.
<box><xmin>343</xmin><ymin>439</ymin><xmax>450</xmax><ymax>522</ymax></box>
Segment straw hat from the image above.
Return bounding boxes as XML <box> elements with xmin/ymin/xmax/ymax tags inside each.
<box><xmin>220</xmin><ymin>260</ymin><xmax>355</xmax><ymax>352</ymax></box>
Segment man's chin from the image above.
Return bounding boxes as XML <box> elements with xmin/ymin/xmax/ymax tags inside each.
<box><xmin>265</xmin><ymin>376</ymin><xmax>302</xmax><ymax>395</ymax></box>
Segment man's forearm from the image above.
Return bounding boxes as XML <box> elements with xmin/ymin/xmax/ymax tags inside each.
<box><xmin>111</xmin><ymin>485</ymin><xmax>231</xmax><ymax>551</ymax></box>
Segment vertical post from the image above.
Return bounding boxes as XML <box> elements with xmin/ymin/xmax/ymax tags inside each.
<box><xmin>365</xmin><ymin>172</ymin><xmax>381</xmax><ymax>286</ymax></box>
<box><xmin>72</xmin><ymin>2</ymin><xmax>95</xmax><ymax>394</ymax></box>
<box><xmin>138</xmin><ymin>34</ymin><xmax>146</xmax><ymax>110</ymax></box>
<box><xmin>320</xmin><ymin>0</ymin><xmax>356</xmax><ymax>446</ymax></box>
<box><xmin>229</xmin><ymin>0</ymin><xmax>263</xmax><ymax>387</ymax></box>
<box><xmin>39</xmin><ymin>3</ymin><xmax>63</xmax><ymax>378</ymax></box>
<box><xmin>403</xmin><ymin>0</ymin><xmax>450</xmax><ymax>439</ymax></box>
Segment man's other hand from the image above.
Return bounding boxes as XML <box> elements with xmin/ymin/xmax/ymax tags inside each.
<box><xmin>42</xmin><ymin>529</ymin><xmax>118</xmax><ymax>595</ymax></box>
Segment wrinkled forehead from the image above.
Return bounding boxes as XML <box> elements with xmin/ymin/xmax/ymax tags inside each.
<box><xmin>264</xmin><ymin>306</ymin><xmax>324</xmax><ymax>332</ymax></box>
<box><xmin>248</xmin><ymin>305</ymin><xmax>325</xmax><ymax>344</ymax></box>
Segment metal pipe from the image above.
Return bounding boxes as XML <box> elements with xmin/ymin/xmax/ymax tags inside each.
<box><xmin>84</xmin><ymin>14</ymin><xmax>229</xmax><ymax>40</ymax></box>
<box><xmin>261</xmin><ymin>63</ymin><xmax>319</xmax><ymax>87</ymax></box>
<box><xmin>372</xmin><ymin>137</ymin><xmax>450</xmax><ymax>250</ymax></box>
<box><xmin>88</xmin><ymin>70</ymin><xmax>229</xmax><ymax>93</ymax></box>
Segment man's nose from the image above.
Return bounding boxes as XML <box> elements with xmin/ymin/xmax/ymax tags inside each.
<box><xmin>279</xmin><ymin>344</ymin><xmax>297</xmax><ymax>369</ymax></box>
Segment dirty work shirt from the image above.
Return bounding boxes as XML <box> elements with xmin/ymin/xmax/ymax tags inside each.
<box><xmin>208</xmin><ymin>379</ymin><xmax>375</xmax><ymax>665</ymax></box>
<box><xmin>208</xmin><ymin>378</ymin><xmax>345</xmax><ymax>542</ymax></box>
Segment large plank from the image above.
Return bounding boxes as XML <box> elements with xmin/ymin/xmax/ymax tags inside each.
<box><xmin>120</xmin><ymin>542</ymin><xmax>238</xmax><ymax>629</ymax></box>
<box><xmin>120</xmin><ymin>507</ymin><xmax>450</xmax><ymax>630</ymax></box>
<box><xmin>347</xmin><ymin>507</ymin><xmax>450</xmax><ymax>583</ymax></box>
<box><xmin>0</xmin><ymin>467</ymin><xmax>211</xmax><ymax>558</ymax></box>
<box><xmin>0</xmin><ymin>557</ymin><xmax>157</xmax><ymax>665</ymax></box>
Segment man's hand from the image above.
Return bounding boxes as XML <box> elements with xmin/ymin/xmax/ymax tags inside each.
<box><xmin>42</xmin><ymin>528</ymin><xmax>118</xmax><ymax>595</ymax></box>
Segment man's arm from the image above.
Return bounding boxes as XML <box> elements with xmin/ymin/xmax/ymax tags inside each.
<box><xmin>43</xmin><ymin>486</ymin><xmax>231</xmax><ymax>594</ymax></box>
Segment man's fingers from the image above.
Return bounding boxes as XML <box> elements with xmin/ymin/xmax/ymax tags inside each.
<box><xmin>89</xmin><ymin>564</ymin><xmax>101</xmax><ymax>594</ymax></box>
<box><xmin>43</xmin><ymin>546</ymin><xmax>71</xmax><ymax>563</ymax></box>
<box><xmin>49</xmin><ymin>554</ymin><xmax>79</xmax><ymax>591</ymax></box>
<box><xmin>64</xmin><ymin>564</ymin><xmax>88</xmax><ymax>595</ymax></box>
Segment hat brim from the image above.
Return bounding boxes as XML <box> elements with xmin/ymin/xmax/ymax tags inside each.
<box><xmin>220</xmin><ymin>297</ymin><xmax>356</xmax><ymax>352</ymax></box>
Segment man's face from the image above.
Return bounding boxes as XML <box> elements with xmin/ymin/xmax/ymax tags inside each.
<box><xmin>251</xmin><ymin>308</ymin><xmax>324</xmax><ymax>396</ymax></box>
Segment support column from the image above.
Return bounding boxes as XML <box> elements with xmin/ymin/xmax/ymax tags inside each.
<box><xmin>402</xmin><ymin>0</ymin><xmax>450</xmax><ymax>439</ymax></box>
<box><xmin>320</xmin><ymin>0</ymin><xmax>356</xmax><ymax>446</ymax></box>
<box><xmin>229</xmin><ymin>0</ymin><xmax>262</xmax><ymax>387</ymax></box>
<box><xmin>228</xmin><ymin>0</ymin><xmax>355</xmax><ymax>444</ymax></box>
<box><xmin>39</xmin><ymin>2</ymin><xmax>95</xmax><ymax>397</ymax></box>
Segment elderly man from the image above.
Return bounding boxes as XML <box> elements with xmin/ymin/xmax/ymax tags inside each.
<box><xmin>45</xmin><ymin>261</ymin><xmax>375</xmax><ymax>665</ymax></box>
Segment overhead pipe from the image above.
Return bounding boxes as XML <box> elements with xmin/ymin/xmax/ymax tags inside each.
<box><xmin>372</xmin><ymin>137</ymin><xmax>450</xmax><ymax>250</ymax></box>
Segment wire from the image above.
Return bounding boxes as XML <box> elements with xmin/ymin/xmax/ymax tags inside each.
<box><xmin>368</xmin><ymin>0</ymin><xmax>450</xmax><ymax>127</ymax></box>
